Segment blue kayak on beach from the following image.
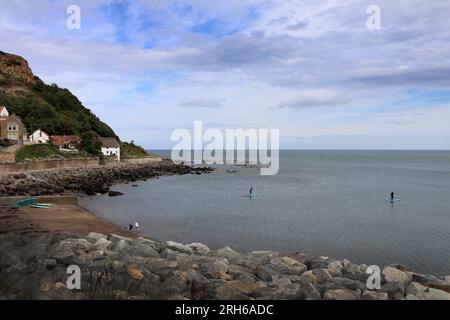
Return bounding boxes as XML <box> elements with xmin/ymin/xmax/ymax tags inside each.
<box><xmin>15</xmin><ymin>198</ymin><xmax>38</xmax><ymax>207</ymax></box>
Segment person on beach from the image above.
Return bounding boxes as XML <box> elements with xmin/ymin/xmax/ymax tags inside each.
<box><xmin>134</xmin><ymin>221</ymin><xmax>140</xmax><ymax>233</ymax></box>
<box><xmin>128</xmin><ymin>224</ymin><xmax>133</xmax><ymax>231</ymax></box>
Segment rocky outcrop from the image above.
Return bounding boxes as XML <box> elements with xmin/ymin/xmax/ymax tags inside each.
<box><xmin>0</xmin><ymin>51</ymin><xmax>36</xmax><ymax>84</ymax></box>
<box><xmin>0</xmin><ymin>231</ymin><xmax>448</xmax><ymax>300</ymax></box>
<box><xmin>0</xmin><ymin>160</ymin><xmax>214</xmax><ymax>197</ymax></box>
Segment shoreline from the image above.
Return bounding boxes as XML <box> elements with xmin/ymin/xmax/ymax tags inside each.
<box><xmin>1</xmin><ymin>196</ymin><xmax>450</xmax><ymax>300</ymax></box>
<box><xmin>1</xmin><ymin>163</ymin><xmax>450</xmax><ymax>300</ymax></box>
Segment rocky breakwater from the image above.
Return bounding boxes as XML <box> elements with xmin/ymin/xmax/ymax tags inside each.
<box><xmin>0</xmin><ymin>160</ymin><xmax>214</xmax><ymax>197</ymax></box>
<box><xmin>0</xmin><ymin>231</ymin><xmax>449</xmax><ymax>300</ymax></box>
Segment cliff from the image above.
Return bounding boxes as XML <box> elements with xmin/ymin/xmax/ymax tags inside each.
<box><xmin>0</xmin><ymin>51</ymin><xmax>145</xmax><ymax>156</ymax></box>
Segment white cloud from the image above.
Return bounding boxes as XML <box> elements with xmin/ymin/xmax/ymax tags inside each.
<box><xmin>276</xmin><ymin>89</ymin><xmax>351</xmax><ymax>110</ymax></box>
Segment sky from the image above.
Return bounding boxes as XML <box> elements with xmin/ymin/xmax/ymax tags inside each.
<box><xmin>1</xmin><ymin>0</ymin><xmax>450</xmax><ymax>149</ymax></box>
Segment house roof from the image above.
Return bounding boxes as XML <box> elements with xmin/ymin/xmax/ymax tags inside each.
<box><xmin>99</xmin><ymin>137</ymin><xmax>120</xmax><ymax>148</ymax></box>
<box><xmin>34</xmin><ymin>129</ymin><xmax>49</xmax><ymax>137</ymax></box>
<box><xmin>51</xmin><ymin>135</ymin><xmax>81</xmax><ymax>146</ymax></box>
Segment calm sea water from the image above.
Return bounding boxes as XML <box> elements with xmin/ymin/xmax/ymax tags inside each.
<box><xmin>80</xmin><ymin>151</ymin><xmax>450</xmax><ymax>276</ymax></box>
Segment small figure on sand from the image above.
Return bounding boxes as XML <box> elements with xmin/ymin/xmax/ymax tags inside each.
<box><xmin>134</xmin><ymin>221</ymin><xmax>140</xmax><ymax>233</ymax></box>
<box><xmin>128</xmin><ymin>224</ymin><xmax>133</xmax><ymax>231</ymax></box>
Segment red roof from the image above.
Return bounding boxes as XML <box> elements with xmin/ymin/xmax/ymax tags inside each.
<box><xmin>51</xmin><ymin>135</ymin><xmax>82</xmax><ymax>146</ymax></box>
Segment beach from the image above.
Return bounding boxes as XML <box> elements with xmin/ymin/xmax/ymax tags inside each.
<box><xmin>0</xmin><ymin>199</ymin><xmax>134</xmax><ymax>238</ymax></box>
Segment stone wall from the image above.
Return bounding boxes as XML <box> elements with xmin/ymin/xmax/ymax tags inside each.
<box><xmin>120</xmin><ymin>156</ymin><xmax>162</xmax><ymax>165</ymax></box>
<box><xmin>0</xmin><ymin>158</ymin><xmax>99</xmax><ymax>175</ymax></box>
<box><xmin>0</xmin><ymin>152</ymin><xmax>15</xmax><ymax>164</ymax></box>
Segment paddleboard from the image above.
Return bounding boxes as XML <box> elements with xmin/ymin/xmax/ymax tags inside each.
<box><xmin>15</xmin><ymin>198</ymin><xmax>38</xmax><ymax>207</ymax></box>
<box><xmin>243</xmin><ymin>194</ymin><xmax>261</xmax><ymax>198</ymax></box>
<box><xmin>30</xmin><ymin>205</ymin><xmax>51</xmax><ymax>209</ymax></box>
<box><xmin>387</xmin><ymin>198</ymin><xmax>400</xmax><ymax>203</ymax></box>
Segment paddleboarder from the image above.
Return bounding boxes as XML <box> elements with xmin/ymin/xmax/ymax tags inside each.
<box><xmin>249</xmin><ymin>186</ymin><xmax>253</xmax><ymax>195</ymax></box>
<box><xmin>390</xmin><ymin>192</ymin><xmax>395</xmax><ymax>202</ymax></box>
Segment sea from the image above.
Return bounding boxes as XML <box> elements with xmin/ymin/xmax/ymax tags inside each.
<box><xmin>80</xmin><ymin>150</ymin><xmax>450</xmax><ymax>276</ymax></box>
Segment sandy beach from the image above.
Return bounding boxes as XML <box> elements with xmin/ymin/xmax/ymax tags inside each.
<box><xmin>0</xmin><ymin>197</ymin><xmax>135</xmax><ymax>238</ymax></box>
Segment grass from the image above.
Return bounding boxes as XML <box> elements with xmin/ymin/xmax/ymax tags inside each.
<box><xmin>15</xmin><ymin>144</ymin><xmax>83</xmax><ymax>162</ymax></box>
<box><xmin>120</xmin><ymin>142</ymin><xmax>148</xmax><ymax>157</ymax></box>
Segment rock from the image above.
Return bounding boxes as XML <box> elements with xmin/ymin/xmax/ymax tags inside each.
<box><xmin>328</xmin><ymin>260</ymin><xmax>344</xmax><ymax>273</ymax></box>
<box><xmin>110</xmin><ymin>234</ymin><xmax>133</xmax><ymax>244</ymax></box>
<box><xmin>113</xmin><ymin>240</ymin><xmax>131</xmax><ymax>252</ymax></box>
<box><xmin>108</xmin><ymin>191</ymin><xmax>124</xmax><ymax>197</ymax></box>
<box><xmin>381</xmin><ymin>282</ymin><xmax>405</xmax><ymax>300</ymax></box>
<box><xmin>383</xmin><ymin>266</ymin><xmax>412</xmax><ymax>285</ymax></box>
<box><xmin>416</xmin><ymin>288</ymin><xmax>450</xmax><ymax>300</ymax></box>
<box><xmin>312</xmin><ymin>269</ymin><xmax>333</xmax><ymax>284</ymax></box>
<box><xmin>127</xmin><ymin>264</ymin><xmax>144</xmax><ymax>281</ymax></box>
<box><xmin>310</xmin><ymin>256</ymin><xmax>333</xmax><ymax>269</ymax></box>
<box><xmin>165</xmin><ymin>241</ymin><xmax>192</xmax><ymax>254</ymax></box>
<box><xmin>226</xmin><ymin>280</ymin><xmax>265</xmax><ymax>295</ymax></box>
<box><xmin>342</xmin><ymin>259</ymin><xmax>359</xmax><ymax>274</ymax></box>
<box><xmin>130</xmin><ymin>242</ymin><xmax>159</xmax><ymax>258</ymax></box>
<box><xmin>216</xmin><ymin>246</ymin><xmax>240</xmax><ymax>260</ymax></box>
<box><xmin>87</xmin><ymin>232</ymin><xmax>107</xmax><ymax>243</ymax></box>
<box><xmin>362</xmin><ymin>291</ymin><xmax>389</xmax><ymax>300</ymax></box>
<box><xmin>331</xmin><ymin>277</ymin><xmax>366</xmax><ymax>291</ymax></box>
<box><xmin>268</xmin><ymin>257</ymin><xmax>307</xmax><ymax>275</ymax></box>
<box><xmin>209</xmin><ymin>272</ymin><xmax>233</xmax><ymax>281</ymax></box>
<box><xmin>187</xmin><ymin>243</ymin><xmax>210</xmax><ymax>254</ymax></box>
<box><xmin>406</xmin><ymin>282</ymin><xmax>428</xmax><ymax>296</ymax></box>
<box><xmin>43</xmin><ymin>259</ymin><xmax>57</xmax><ymax>270</ymax></box>
<box><xmin>207</xmin><ymin>260</ymin><xmax>228</xmax><ymax>274</ymax></box>
<box><xmin>286</xmin><ymin>252</ymin><xmax>311</xmax><ymax>267</ymax></box>
<box><xmin>151</xmin><ymin>260</ymin><xmax>178</xmax><ymax>276</ymax></box>
<box><xmin>93</xmin><ymin>238</ymin><xmax>112</xmax><ymax>251</ymax></box>
<box><xmin>160</xmin><ymin>248</ymin><xmax>185</xmax><ymax>259</ymax></box>
<box><xmin>213</xmin><ymin>284</ymin><xmax>250</xmax><ymax>300</ymax></box>
<box><xmin>86</xmin><ymin>250</ymin><xmax>105</xmax><ymax>261</ymax></box>
<box><xmin>250</xmin><ymin>286</ymin><xmax>280</xmax><ymax>299</ymax></box>
<box><xmin>324</xmin><ymin>289</ymin><xmax>360</xmax><ymax>300</ymax></box>
<box><xmin>50</xmin><ymin>238</ymin><xmax>91</xmax><ymax>263</ymax></box>
<box><xmin>298</xmin><ymin>271</ymin><xmax>318</xmax><ymax>285</ymax></box>
<box><xmin>255</xmin><ymin>266</ymin><xmax>277</xmax><ymax>282</ymax></box>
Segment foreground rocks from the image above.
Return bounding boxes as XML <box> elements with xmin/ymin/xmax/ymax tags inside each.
<box><xmin>0</xmin><ymin>160</ymin><xmax>213</xmax><ymax>197</ymax></box>
<box><xmin>0</xmin><ymin>232</ymin><xmax>449</xmax><ymax>300</ymax></box>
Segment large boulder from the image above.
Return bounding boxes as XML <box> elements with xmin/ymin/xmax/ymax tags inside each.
<box><xmin>187</xmin><ymin>243</ymin><xmax>210</xmax><ymax>254</ymax></box>
<box><xmin>165</xmin><ymin>241</ymin><xmax>192</xmax><ymax>254</ymax></box>
<box><xmin>383</xmin><ymin>266</ymin><xmax>412</xmax><ymax>286</ymax></box>
<box><xmin>216</xmin><ymin>246</ymin><xmax>240</xmax><ymax>260</ymax></box>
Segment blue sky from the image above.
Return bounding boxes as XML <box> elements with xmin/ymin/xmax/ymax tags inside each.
<box><xmin>1</xmin><ymin>0</ymin><xmax>450</xmax><ymax>149</ymax></box>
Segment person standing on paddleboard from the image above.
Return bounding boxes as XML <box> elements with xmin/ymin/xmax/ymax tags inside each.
<box><xmin>249</xmin><ymin>186</ymin><xmax>253</xmax><ymax>195</ymax></box>
<box><xmin>391</xmin><ymin>192</ymin><xmax>395</xmax><ymax>202</ymax></box>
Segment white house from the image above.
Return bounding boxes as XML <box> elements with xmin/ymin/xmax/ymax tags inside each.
<box><xmin>29</xmin><ymin>129</ymin><xmax>50</xmax><ymax>144</ymax></box>
<box><xmin>0</xmin><ymin>106</ymin><xmax>9</xmax><ymax>119</ymax></box>
<box><xmin>99</xmin><ymin>137</ymin><xmax>120</xmax><ymax>161</ymax></box>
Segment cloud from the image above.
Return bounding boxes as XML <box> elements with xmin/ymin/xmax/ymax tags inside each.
<box><xmin>1</xmin><ymin>0</ymin><xmax>450</xmax><ymax>148</ymax></box>
<box><xmin>179</xmin><ymin>99</ymin><xmax>224</xmax><ymax>108</ymax></box>
<box><xmin>275</xmin><ymin>89</ymin><xmax>351</xmax><ymax>110</ymax></box>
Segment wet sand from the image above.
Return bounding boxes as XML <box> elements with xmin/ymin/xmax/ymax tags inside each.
<box><xmin>0</xmin><ymin>202</ymin><xmax>135</xmax><ymax>238</ymax></box>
